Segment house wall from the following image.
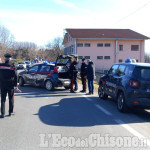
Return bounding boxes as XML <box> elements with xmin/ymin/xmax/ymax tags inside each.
<box><xmin>64</xmin><ymin>39</ymin><xmax>145</xmax><ymax>70</ymax></box>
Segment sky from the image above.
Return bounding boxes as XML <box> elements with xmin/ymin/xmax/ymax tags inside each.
<box><xmin>0</xmin><ymin>0</ymin><xmax>150</xmax><ymax>51</ymax></box>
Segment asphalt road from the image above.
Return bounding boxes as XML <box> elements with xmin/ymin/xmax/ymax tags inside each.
<box><xmin>0</xmin><ymin>83</ymin><xmax>150</xmax><ymax>150</ymax></box>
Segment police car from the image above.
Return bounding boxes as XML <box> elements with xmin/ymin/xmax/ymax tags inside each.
<box><xmin>18</xmin><ymin>62</ymin><xmax>62</xmax><ymax>90</ymax></box>
<box><xmin>98</xmin><ymin>59</ymin><xmax>150</xmax><ymax>112</ymax></box>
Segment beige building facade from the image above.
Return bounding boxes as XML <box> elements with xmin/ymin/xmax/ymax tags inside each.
<box><xmin>63</xmin><ymin>29</ymin><xmax>149</xmax><ymax>70</ymax></box>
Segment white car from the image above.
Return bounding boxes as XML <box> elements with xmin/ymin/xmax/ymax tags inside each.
<box><xmin>17</xmin><ymin>62</ymin><xmax>26</xmax><ymax>69</ymax></box>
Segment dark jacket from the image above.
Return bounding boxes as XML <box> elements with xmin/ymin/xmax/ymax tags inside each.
<box><xmin>86</xmin><ymin>61</ymin><xmax>95</xmax><ymax>80</ymax></box>
<box><xmin>0</xmin><ymin>62</ymin><xmax>17</xmax><ymax>89</ymax></box>
<box><xmin>69</xmin><ymin>61</ymin><xmax>78</xmax><ymax>77</ymax></box>
<box><xmin>80</xmin><ymin>63</ymin><xmax>87</xmax><ymax>77</ymax></box>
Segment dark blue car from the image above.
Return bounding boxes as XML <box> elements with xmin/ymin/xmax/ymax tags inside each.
<box><xmin>98</xmin><ymin>62</ymin><xmax>150</xmax><ymax>112</ymax></box>
<box><xmin>18</xmin><ymin>63</ymin><xmax>62</xmax><ymax>90</ymax></box>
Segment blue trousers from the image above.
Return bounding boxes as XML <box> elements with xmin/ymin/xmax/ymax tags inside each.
<box><xmin>88</xmin><ymin>79</ymin><xmax>94</xmax><ymax>94</ymax></box>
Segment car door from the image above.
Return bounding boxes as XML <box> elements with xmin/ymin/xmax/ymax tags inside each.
<box><xmin>106</xmin><ymin>64</ymin><xmax>119</xmax><ymax>96</ymax></box>
<box><xmin>36</xmin><ymin>65</ymin><xmax>52</xmax><ymax>86</ymax></box>
<box><xmin>112</xmin><ymin>65</ymin><xmax>126</xmax><ymax>96</ymax></box>
<box><xmin>25</xmin><ymin>65</ymin><xmax>39</xmax><ymax>85</ymax></box>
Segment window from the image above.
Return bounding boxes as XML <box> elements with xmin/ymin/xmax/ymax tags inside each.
<box><xmin>136</xmin><ymin>59</ymin><xmax>138</xmax><ymax>62</ymax></box>
<box><xmin>78</xmin><ymin>56</ymin><xmax>83</xmax><ymax>59</ymax></box>
<box><xmin>97</xmin><ymin>43</ymin><xmax>103</xmax><ymax>47</ymax></box>
<box><xmin>119</xmin><ymin>45</ymin><xmax>123</xmax><ymax>51</ymax></box>
<box><xmin>84</xmin><ymin>56</ymin><xmax>90</xmax><ymax>59</ymax></box>
<box><xmin>28</xmin><ymin>65</ymin><xmax>38</xmax><ymax>73</ymax></box>
<box><xmin>118</xmin><ymin>59</ymin><xmax>123</xmax><ymax>62</ymax></box>
<box><xmin>131</xmin><ymin>45</ymin><xmax>139</xmax><ymax>51</ymax></box>
<box><xmin>105</xmin><ymin>43</ymin><xmax>111</xmax><ymax>47</ymax></box>
<box><xmin>104</xmin><ymin>56</ymin><xmax>110</xmax><ymax>59</ymax></box>
<box><xmin>39</xmin><ymin>65</ymin><xmax>51</xmax><ymax>72</ymax></box>
<box><xmin>85</xmin><ymin>43</ymin><xmax>91</xmax><ymax>47</ymax></box>
<box><xmin>108</xmin><ymin>65</ymin><xmax>119</xmax><ymax>75</ymax></box>
<box><xmin>117</xmin><ymin>65</ymin><xmax>126</xmax><ymax>76</ymax></box>
<box><xmin>77</xmin><ymin>43</ymin><xmax>83</xmax><ymax>47</ymax></box>
<box><xmin>97</xmin><ymin>56</ymin><xmax>103</xmax><ymax>59</ymax></box>
<box><xmin>125</xmin><ymin>65</ymin><xmax>134</xmax><ymax>76</ymax></box>
<box><xmin>133</xmin><ymin>67</ymin><xmax>150</xmax><ymax>80</ymax></box>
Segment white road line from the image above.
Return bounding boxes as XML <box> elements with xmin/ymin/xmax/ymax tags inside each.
<box><xmin>83</xmin><ymin>95</ymin><xmax>112</xmax><ymax>115</ymax></box>
<box><xmin>95</xmin><ymin>104</ymin><xmax>112</xmax><ymax>116</ymax></box>
<box><xmin>83</xmin><ymin>95</ymin><xmax>92</xmax><ymax>101</ymax></box>
<box><xmin>115</xmin><ymin>119</ymin><xmax>150</xmax><ymax>147</ymax></box>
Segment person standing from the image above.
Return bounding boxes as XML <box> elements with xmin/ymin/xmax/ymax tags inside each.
<box><xmin>0</xmin><ymin>53</ymin><xmax>20</xmax><ymax>118</ymax></box>
<box><xmin>69</xmin><ymin>59</ymin><xmax>78</xmax><ymax>93</ymax></box>
<box><xmin>80</xmin><ymin>58</ymin><xmax>87</xmax><ymax>93</ymax></box>
<box><xmin>86</xmin><ymin>60</ymin><xmax>95</xmax><ymax>95</ymax></box>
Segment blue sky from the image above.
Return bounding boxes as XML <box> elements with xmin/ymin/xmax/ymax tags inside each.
<box><xmin>0</xmin><ymin>0</ymin><xmax>150</xmax><ymax>51</ymax></box>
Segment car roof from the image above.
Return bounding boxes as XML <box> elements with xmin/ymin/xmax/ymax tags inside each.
<box><xmin>114</xmin><ymin>62</ymin><xmax>150</xmax><ymax>67</ymax></box>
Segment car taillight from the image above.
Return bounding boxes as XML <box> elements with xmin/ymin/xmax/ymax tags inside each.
<box><xmin>54</xmin><ymin>66</ymin><xmax>59</xmax><ymax>73</ymax></box>
<box><xmin>102</xmin><ymin>81</ymin><xmax>106</xmax><ymax>85</ymax></box>
<box><xmin>130</xmin><ymin>80</ymin><xmax>139</xmax><ymax>88</ymax></box>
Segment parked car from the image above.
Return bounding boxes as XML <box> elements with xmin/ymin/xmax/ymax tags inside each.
<box><xmin>24</xmin><ymin>61</ymin><xmax>31</xmax><ymax>68</ymax></box>
<box><xmin>17</xmin><ymin>62</ymin><xmax>26</xmax><ymax>69</ymax></box>
<box><xmin>98</xmin><ymin>62</ymin><xmax>150</xmax><ymax>112</ymax></box>
<box><xmin>55</xmin><ymin>55</ymin><xmax>78</xmax><ymax>89</ymax></box>
<box><xmin>18</xmin><ymin>63</ymin><xmax>62</xmax><ymax>90</ymax></box>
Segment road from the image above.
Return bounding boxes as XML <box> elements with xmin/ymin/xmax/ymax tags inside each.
<box><xmin>0</xmin><ymin>83</ymin><xmax>150</xmax><ymax>150</ymax></box>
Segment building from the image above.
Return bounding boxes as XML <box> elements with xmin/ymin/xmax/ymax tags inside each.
<box><xmin>62</xmin><ymin>29</ymin><xmax>149</xmax><ymax>70</ymax></box>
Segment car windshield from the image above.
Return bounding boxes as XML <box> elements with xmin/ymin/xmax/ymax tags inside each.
<box><xmin>133</xmin><ymin>67</ymin><xmax>150</xmax><ymax>80</ymax></box>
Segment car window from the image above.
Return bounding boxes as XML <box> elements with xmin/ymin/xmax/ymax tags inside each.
<box><xmin>28</xmin><ymin>65</ymin><xmax>38</xmax><ymax>73</ymax></box>
<box><xmin>117</xmin><ymin>65</ymin><xmax>126</xmax><ymax>76</ymax></box>
<box><xmin>125</xmin><ymin>65</ymin><xmax>134</xmax><ymax>76</ymax></box>
<box><xmin>133</xmin><ymin>67</ymin><xmax>150</xmax><ymax>80</ymax></box>
<box><xmin>108</xmin><ymin>65</ymin><xmax>119</xmax><ymax>75</ymax></box>
<box><xmin>57</xmin><ymin>58</ymin><xmax>69</xmax><ymax>64</ymax></box>
<box><xmin>39</xmin><ymin>65</ymin><xmax>51</xmax><ymax>72</ymax></box>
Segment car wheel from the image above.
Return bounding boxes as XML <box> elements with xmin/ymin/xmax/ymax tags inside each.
<box><xmin>19</xmin><ymin>77</ymin><xmax>24</xmax><ymax>87</ymax></box>
<box><xmin>45</xmin><ymin>80</ymin><xmax>54</xmax><ymax>91</ymax></box>
<box><xmin>98</xmin><ymin>85</ymin><xmax>108</xmax><ymax>99</ymax></box>
<box><xmin>117</xmin><ymin>92</ymin><xmax>128</xmax><ymax>113</ymax></box>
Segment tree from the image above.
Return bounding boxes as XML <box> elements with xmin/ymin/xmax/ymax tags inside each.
<box><xmin>0</xmin><ymin>24</ymin><xmax>15</xmax><ymax>57</ymax></box>
<box><xmin>145</xmin><ymin>53</ymin><xmax>150</xmax><ymax>63</ymax></box>
<box><xmin>44</xmin><ymin>37</ymin><xmax>64</xmax><ymax>61</ymax></box>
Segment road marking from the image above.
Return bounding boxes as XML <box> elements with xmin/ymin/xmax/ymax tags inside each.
<box><xmin>83</xmin><ymin>95</ymin><xmax>92</xmax><ymax>101</ymax></box>
<box><xmin>95</xmin><ymin>104</ymin><xmax>112</xmax><ymax>116</ymax></box>
<box><xmin>83</xmin><ymin>95</ymin><xmax>112</xmax><ymax>115</ymax></box>
<box><xmin>115</xmin><ymin>119</ymin><xmax>150</xmax><ymax>147</ymax></box>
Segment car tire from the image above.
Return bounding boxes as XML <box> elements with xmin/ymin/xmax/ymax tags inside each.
<box><xmin>19</xmin><ymin>77</ymin><xmax>24</xmax><ymax>87</ymax></box>
<box><xmin>45</xmin><ymin>80</ymin><xmax>54</xmax><ymax>91</ymax></box>
<box><xmin>117</xmin><ymin>92</ymin><xmax>128</xmax><ymax>113</ymax></box>
<box><xmin>98</xmin><ymin>85</ymin><xmax>108</xmax><ymax>99</ymax></box>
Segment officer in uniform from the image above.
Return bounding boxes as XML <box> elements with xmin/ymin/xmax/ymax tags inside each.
<box><xmin>80</xmin><ymin>58</ymin><xmax>87</xmax><ymax>93</ymax></box>
<box><xmin>69</xmin><ymin>59</ymin><xmax>78</xmax><ymax>93</ymax></box>
<box><xmin>0</xmin><ymin>53</ymin><xmax>18</xmax><ymax>118</ymax></box>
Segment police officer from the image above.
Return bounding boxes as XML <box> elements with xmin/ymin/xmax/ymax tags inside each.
<box><xmin>80</xmin><ymin>58</ymin><xmax>87</xmax><ymax>93</ymax></box>
<box><xmin>0</xmin><ymin>53</ymin><xmax>18</xmax><ymax>118</ymax></box>
<box><xmin>69</xmin><ymin>59</ymin><xmax>78</xmax><ymax>93</ymax></box>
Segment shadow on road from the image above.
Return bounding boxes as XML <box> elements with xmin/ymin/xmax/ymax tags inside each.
<box><xmin>14</xmin><ymin>86</ymin><xmax>70</xmax><ymax>98</ymax></box>
<box><xmin>38</xmin><ymin>96</ymin><xmax>150</xmax><ymax>127</ymax></box>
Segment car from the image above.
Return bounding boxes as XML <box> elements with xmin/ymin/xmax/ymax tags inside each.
<box><xmin>17</xmin><ymin>62</ymin><xmax>26</xmax><ymax>69</ymax></box>
<box><xmin>55</xmin><ymin>55</ymin><xmax>78</xmax><ymax>89</ymax></box>
<box><xmin>98</xmin><ymin>61</ymin><xmax>150</xmax><ymax>112</ymax></box>
<box><xmin>24</xmin><ymin>61</ymin><xmax>31</xmax><ymax>68</ymax></box>
<box><xmin>18</xmin><ymin>63</ymin><xmax>63</xmax><ymax>90</ymax></box>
